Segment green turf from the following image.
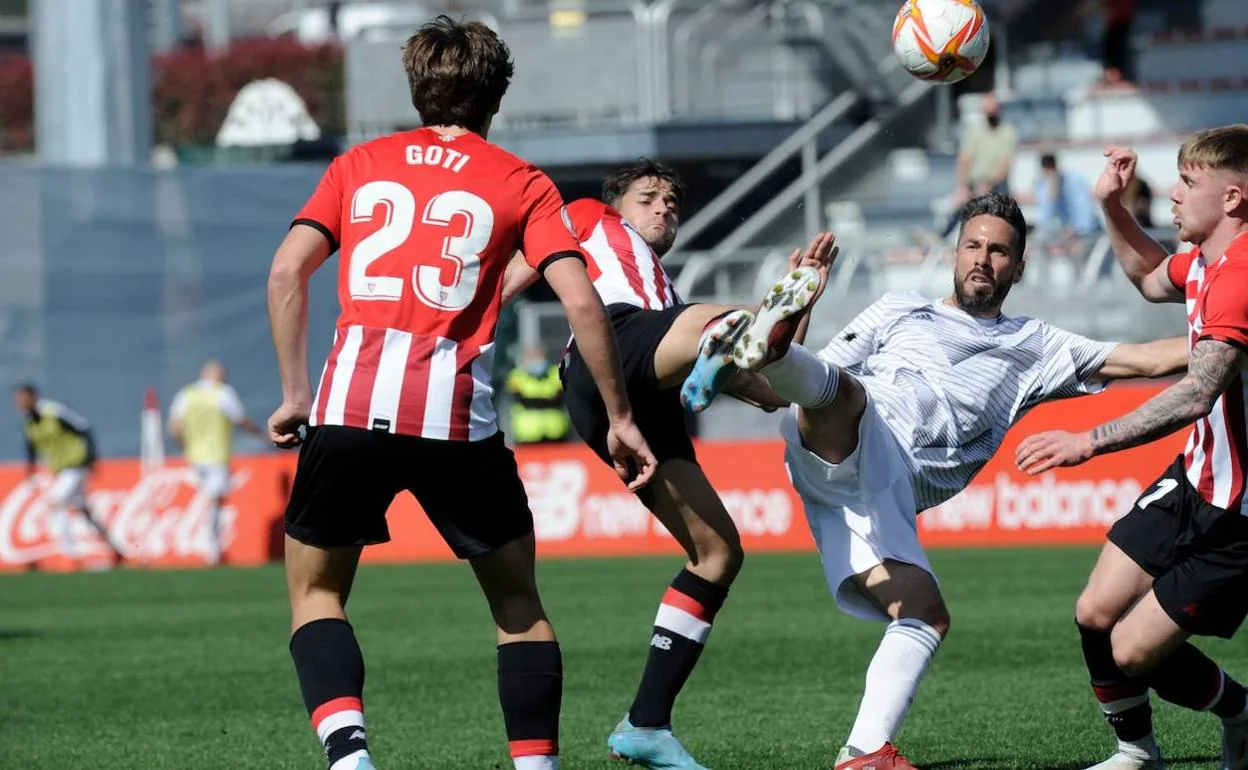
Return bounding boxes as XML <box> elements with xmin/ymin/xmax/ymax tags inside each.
<box><xmin>2</xmin><ymin>548</ymin><xmax>1242</xmax><ymax>768</ymax></box>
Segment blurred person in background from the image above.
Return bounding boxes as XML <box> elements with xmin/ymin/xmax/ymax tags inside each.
<box><xmin>168</xmin><ymin>359</ymin><xmax>263</xmax><ymax>565</ymax></box>
<box><xmin>1034</xmin><ymin>152</ymin><xmax>1102</xmax><ymax>256</ymax></box>
<box><xmin>505</xmin><ymin>345</ymin><xmax>570</xmax><ymax>445</ymax></box>
<box><xmin>1102</xmin><ymin>0</ymin><xmax>1137</xmax><ymax>86</ymax></box>
<box><xmin>1123</xmin><ymin>174</ymin><xmax>1154</xmax><ymax>229</ymax></box>
<box><xmin>266</xmin><ymin>15</ymin><xmax>654</xmax><ymax>770</ymax></box>
<box><xmin>941</xmin><ymin>93</ymin><xmax>1017</xmax><ymax>239</ymax></box>
<box><xmin>13</xmin><ymin>383</ymin><xmax>123</xmax><ymax>567</ymax></box>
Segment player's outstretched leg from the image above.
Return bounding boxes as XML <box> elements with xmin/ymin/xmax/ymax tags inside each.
<box><xmin>470</xmin><ymin>533</ymin><xmax>563</xmax><ymax>770</ymax></box>
<box><xmin>286</xmin><ymin>538</ymin><xmax>376</xmax><ymax>770</ymax></box>
<box><xmin>679</xmin><ymin>309</ymin><xmax>754</xmax><ymax>413</ymax></box>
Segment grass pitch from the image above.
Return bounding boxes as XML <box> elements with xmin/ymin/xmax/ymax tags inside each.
<box><xmin>3</xmin><ymin>548</ymin><xmax>1240</xmax><ymax>768</ymax></box>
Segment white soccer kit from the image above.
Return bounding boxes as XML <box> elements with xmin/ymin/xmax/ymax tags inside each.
<box><xmin>784</xmin><ymin>292</ymin><xmax>1116</xmax><ymax>620</ymax></box>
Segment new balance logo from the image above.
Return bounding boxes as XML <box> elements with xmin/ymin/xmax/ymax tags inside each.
<box><xmin>841</xmin><ymin>332</ymin><xmax>857</xmax><ymax>342</ymax></box>
<box><xmin>650</xmin><ymin>633</ymin><xmax>672</xmax><ymax>650</ymax></box>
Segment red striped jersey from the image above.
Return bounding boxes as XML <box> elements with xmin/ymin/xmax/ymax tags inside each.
<box><xmin>1165</xmin><ymin>232</ymin><xmax>1248</xmax><ymax>512</ymax></box>
<box><xmin>563</xmin><ymin>198</ymin><xmax>680</xmax><ymax>310</ymax></box>
<box><xmin>292</xmin><ymin>128</ymin><xmax>583</xmax><ymax>441</ymax></box>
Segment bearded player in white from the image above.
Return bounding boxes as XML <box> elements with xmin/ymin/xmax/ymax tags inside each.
<box><xmin>681</xmin><ymin>193</ymin><xmax>1189</xmax><ymax>769</ymax></box>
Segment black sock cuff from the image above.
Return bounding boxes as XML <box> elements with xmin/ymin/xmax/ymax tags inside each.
<box><xmin>290</xmin><ymin>617</ymin><xmax>354</xmax><ymax>654</ymax></box>
<box><xmin>498</xmin><ymin>641</ymin><xmax>563</xmax><ymax>674</ymax></box>
<box><xmin>672</xmin><ymin>569</ymin><xmax>728</xmax><ymax>615</ymax></box>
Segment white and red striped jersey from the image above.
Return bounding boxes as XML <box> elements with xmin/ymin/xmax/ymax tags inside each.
<box><xmin>563</xmin><ymin>198</ymin><xmax>680</xmax><ymax>310</ymax></box>
<box><xmin>293</xmin><ymin>128</ymin><xmax>584</xmax><ymax>441</ymax></box>
<box><xmin>1165</xmin><ymin>233</ymin><xmax>1248</xmax><ymax>512</ymax></box>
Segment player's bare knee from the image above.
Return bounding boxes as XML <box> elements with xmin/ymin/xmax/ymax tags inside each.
<box><xmin>1111</xmin><ymin>636</ymin><xmax>1159</xmax><ymax>678</ymax></box>
<box><xmin>1074</xmin><ymin>589</ymin><xmax>1119</xmax><ymax>631</ymax></box>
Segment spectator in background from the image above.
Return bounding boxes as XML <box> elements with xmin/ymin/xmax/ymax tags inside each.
<box><xmin>1123</xmin><ymin>173</ymin><xmax>1154</xmax><ymax>228</ymax></box>
<box><xmin>1102</xmin><ymin>0</ymin><xmax>1137</xmax><ymax>86</ymax></box>
<box><xmin>13</xmin><ymin>383</ymin><xmax>124</xmax><ymax>567</ymax></box>
<box><xmin>1033</xmin><ymin>152</ymin><xmax>1102</xmax><ymax>244</ymax></box>
<box><xmin>169</xmin><ymin>360</ymin><xmax>262</xmax><ymax>565</ymax></box>
<box><xmin>943</xmin><ymin>94</ymin><xmax>1017</xmax><ymax>238</ymax></box>
<box><xmin>505</xmin><ymin>344</ymin><xmax>571</xmax><ymax>445</ymax></box>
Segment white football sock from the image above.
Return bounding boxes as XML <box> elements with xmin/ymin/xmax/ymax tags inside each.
<box><xmin>514</xmin><ymin>756</ymin><xmax>558</xmax><ymax>770</ymax></box>
<box><xmin>845</xmin><ymin>618</ymin><xmax>943</xmax><ymax>754</ymax></box>
<box><xmin>759</xmin><ymin>344</ymin><xmax>839</xmax><ymax>409</ymax></box>
<box><xmin>1116</xmin><ymin>733</ymin><xmax>1160</xmax><ymax>760</ymax></box>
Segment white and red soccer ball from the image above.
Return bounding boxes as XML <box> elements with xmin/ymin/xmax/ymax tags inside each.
<box><xmin>892</xmin><ymin>0</ymin><xmax>991</xmax><ymax>84</ymax></box>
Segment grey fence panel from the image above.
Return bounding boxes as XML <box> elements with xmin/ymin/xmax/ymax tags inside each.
<box><xmin>0</xmin><ymin>164</ymin><xmax>343</xmax><ymax>462</ymax></box>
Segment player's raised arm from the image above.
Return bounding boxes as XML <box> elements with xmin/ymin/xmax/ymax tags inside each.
<box><xmin>1097</xmin><ymin>147</ymin><xmax>1184</xmax><ymax>303</ymax></box>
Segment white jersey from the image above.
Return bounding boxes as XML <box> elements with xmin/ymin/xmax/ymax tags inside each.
<box><xmin>817</xmin><ymin>292</ymin><xmax>1117</xmax><ymax>510</ymax></box>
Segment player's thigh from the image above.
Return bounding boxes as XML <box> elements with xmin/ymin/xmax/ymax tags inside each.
<box><xmin>1109</xmin><ymin>588</ymin><xmax>1191</xmax><ymax>676</ymax></box>
<box><xmin>794</xmin><ymin>370</ymin><xmax>868</xmax><ymax>465</ymax></box>
<box><xmin>1148</xmin><ymin>502</ymin><xmax>1248</xmax><ymax>641</ymax></box>
<box><xmin>654</xmin><ymin>302</ymin><xmax>746</xmax><ymax>388</ymax></box>
<box><xmin>405</xmin><ymin>432</ymin><xmax>535</xmax><ymax>561</ymax></box>
<box><xmin>285</xmin><ymin>536</ymin><xmax>363</xmax><ymax>630</ymax></box>
<box><xmin>283</xmin><ymin>426</ymin><xmax>404</xmax><ymax>550</ymax></box>
<box><xmin>1079</xmin><ymin>457</ymin><xmax>1187</xmax><ymax>628</ymax></box>
<box><xmin>50</xmin><ymin>467</ymin><xmax>88</xmax><ymax>509</ymax></box>
<box><xmin>1075</xmin><ymin>540</ymin><xmax>1156</xmax><ymax>630</ymax></box>
<box><xmin>648</xmin><ymin>458</ymin><xmax>743</xmax><ymax>572</ymax></box>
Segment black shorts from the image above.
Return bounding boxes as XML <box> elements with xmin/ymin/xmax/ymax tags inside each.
<box><xmin>1108</xmin><ymin>455</ymin><xmax>1248</xmax><ymax>638</ymax></box>
<box><xmin>560</xmin><ymin>303</ymin><xmax>698</xmax><ymax>496</ymax></box>
<box><xmin>284</xmin><ymin>425</ymin><xmax>532</xmax><ymax>558</ymax></box>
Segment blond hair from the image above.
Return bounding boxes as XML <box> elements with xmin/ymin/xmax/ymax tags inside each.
<box><xmin>1177</xmin><ymin>124</ymin><xmax>1248</xmax><ymax>176</ymax></box>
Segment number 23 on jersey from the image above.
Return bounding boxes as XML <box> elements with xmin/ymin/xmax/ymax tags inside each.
<box><xmin>348</xmin><ymin>180</ymin><xmax>495</xmax><ymax>312</ymax></box>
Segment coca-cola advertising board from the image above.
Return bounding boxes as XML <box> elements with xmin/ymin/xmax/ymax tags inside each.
<box><xmin>0</xmin><ymin>383</ymin><xmax>1186</xmax><ymax>571</ymax></box>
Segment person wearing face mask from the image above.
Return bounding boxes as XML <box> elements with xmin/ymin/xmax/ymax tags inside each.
<box><xmin>940</xmin><ymin>93</ymin><xmax>1019</xmax><ymax>239</ymax></box>
<box><xmin>505</xmin><ymin>345</ymin><xmax>571</xmax><ymax>444</ymax></box>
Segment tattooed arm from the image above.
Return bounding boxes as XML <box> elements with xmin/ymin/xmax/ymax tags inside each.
<box><xmin>1015</xmin><ymin>339</ymin><xmax>1244</xmax><ymax>474</ymax></box>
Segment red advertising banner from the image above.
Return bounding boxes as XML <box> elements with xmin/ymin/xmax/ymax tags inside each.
<box><xmin>0</xmin><ymin>383</ymin><xmax>1186</xmax><ymax>572</ymax></box>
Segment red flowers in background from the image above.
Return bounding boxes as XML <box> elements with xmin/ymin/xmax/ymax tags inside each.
<box><xmin>0</xmin><ymin>37</ymin><xmax>344</xmax><ymax>154</ymax></box>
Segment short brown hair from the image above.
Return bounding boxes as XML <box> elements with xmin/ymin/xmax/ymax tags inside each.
<box><xmin>401</xmin><ymin>15</ymin><xmax>513</xmax><ymax>133</ymax></box>
<box><xmin>602</xmin><ymin>158</ymin><xmax>685</xmax><ymax>208</ymax></box>
<box><xmin>1178</xmin><ymin>124</ymin><xmax>1248</xmax><ymax>176</ymax></box>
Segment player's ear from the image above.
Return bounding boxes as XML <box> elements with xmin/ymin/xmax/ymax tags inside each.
<box><xmin>1012</xmin><ymin>258</ymin><xmax>1026</xmax><ymax>285</ymax></box>
<box><xmin>1223</xmin><ymin>180</ymin><xmax>1246</xmax><ymax>216</ymax></box>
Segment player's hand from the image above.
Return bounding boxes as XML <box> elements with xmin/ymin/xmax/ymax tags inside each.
<box><xmin>1095</xmin><ymin>147</ymin><xmax>1138</xmax><ymax>205</ymax></box>
<box><xmin>268</xmin><ymin>401</ymin><xmax>310</xmax><ymax>449</ymax></box>
<box><xmin>1015</xmin><ymin>430</ymin><xmax>1094</xmax><ymax>475</ymax></box>
<box><xmin>606</xmin><ymin>417</ymin><xmax>658</xmax><ymax>492</ymax></box>
<box><xmin>787</xmin><ymin>231</ymin><xmax>838</xmax><ymax>304</ymax></box>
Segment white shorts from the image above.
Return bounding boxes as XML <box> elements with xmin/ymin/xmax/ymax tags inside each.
<box><xmin>781</xmin><ymin>397</ymin><xmax>934</xmax><ymax>622</ymax></box>
<box><xmin>193</xmin><ymin>464</ymin><xmax>231</xmax><ymax>499</ymax></box>
<box><xmin>48</xmin><ymin>467</ymin><xmax>89</xmax><ymax>509</ymax></box>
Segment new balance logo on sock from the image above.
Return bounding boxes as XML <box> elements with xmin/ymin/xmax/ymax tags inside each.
<box><xmin>650</xmin><ymin>633</ymin><xmax>672</xmax><ymax>650</ymax></box>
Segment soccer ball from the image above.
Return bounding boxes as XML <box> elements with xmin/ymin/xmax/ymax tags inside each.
<box><xmin>892</xmin><ymin>0</ymin><xmax>991</xmax><ymax>84</ymax></box>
